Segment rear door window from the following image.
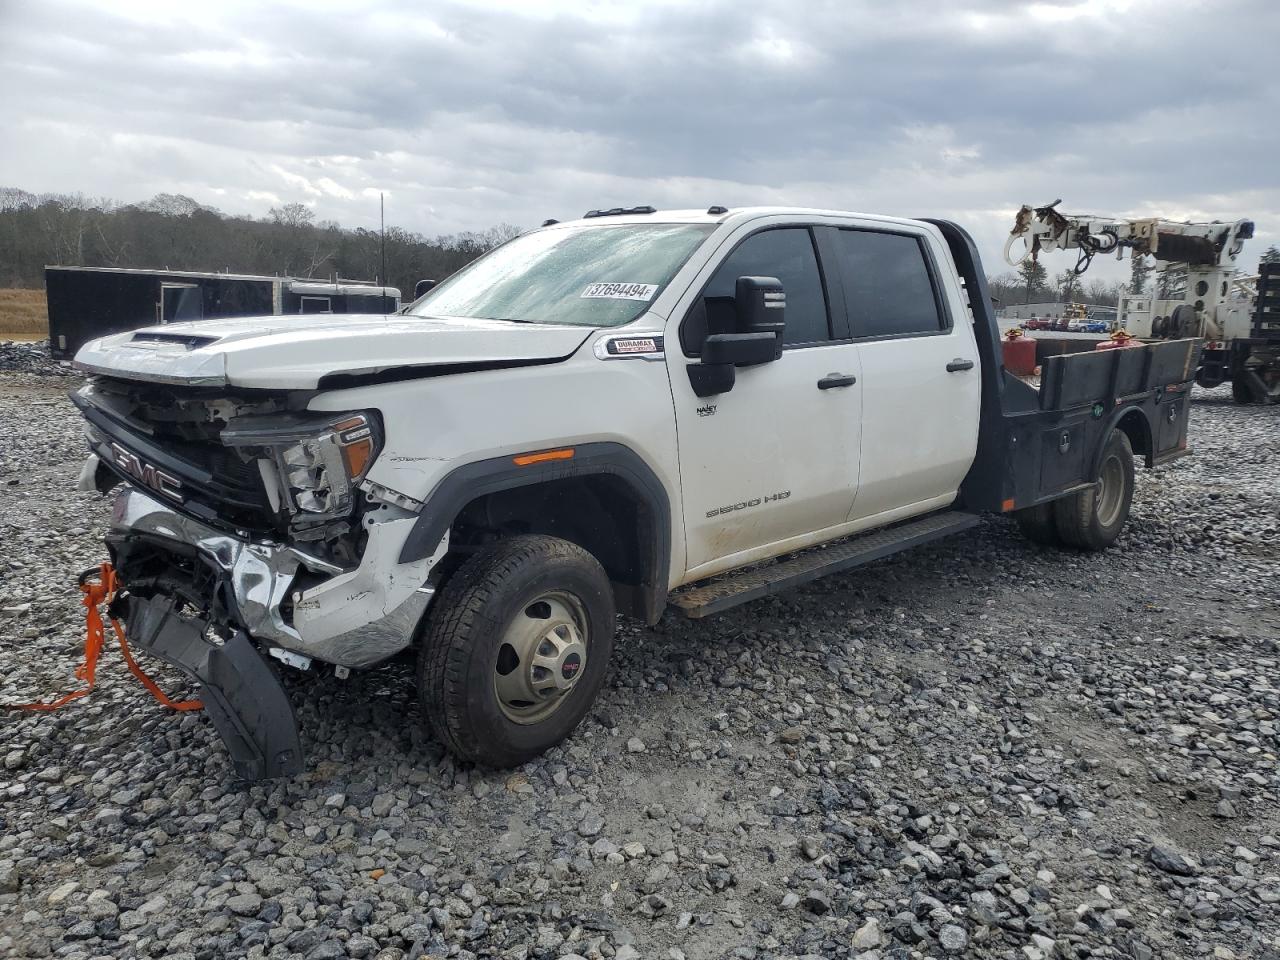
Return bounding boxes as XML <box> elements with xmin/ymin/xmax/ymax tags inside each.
<box><xmin>836</xmin><ymin>230</ymin><xmax>946</xmax><ymax>339</ymax></box>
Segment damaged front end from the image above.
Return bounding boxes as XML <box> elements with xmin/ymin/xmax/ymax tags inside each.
<box><xmin>74</xmin><ymin>377</ymin><xmax>445</xmax><ymax>779</ymax></box>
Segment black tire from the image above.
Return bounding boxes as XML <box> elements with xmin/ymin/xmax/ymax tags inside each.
<box><xmin>1170</xmin><ymin>303</ymin><xmax>1198</xmax><ymax>338</ymax></box>
<box><xmin>1231</xmin><ymin>377</ymin><xmax>1256</xmax><ymax>405</ymax></box>
<box><xmin>1052</xmin><ymin>430</ymin><xmax>1135</xmax><ymax>550</ymax></box>
<box><xmin>1013</xmin><ymin>502</ymin><xmax>1061</xmax><ymax>546</ymax></box>
<box><xmin>1195</xmin><ymin>368</ymin><xmax>1225</xmax><ymax>390</ymax></box>
<box><xmin>418</xmin><ymin>535</ymin><xmax>615</xmax><ymax>767</ymax></box>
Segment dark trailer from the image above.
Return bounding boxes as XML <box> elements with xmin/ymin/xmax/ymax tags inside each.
<box><xmin>46</xmin><ymin>266</ymin><xmax>401</xmax><ymax>361</ymax></box>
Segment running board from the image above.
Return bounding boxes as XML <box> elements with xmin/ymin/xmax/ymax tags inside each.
<box><xmin>668</xmin><ymin>511</ymin><xmax>981</xmax><ymax>619</ymax></box>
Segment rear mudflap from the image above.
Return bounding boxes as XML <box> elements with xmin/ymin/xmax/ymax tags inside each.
<box><xmin>117</xmin><ymin>592</ymin><xmax>303</xmax><ymax>780</ymax></box>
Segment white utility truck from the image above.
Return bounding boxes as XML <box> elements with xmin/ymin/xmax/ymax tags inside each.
<box><xmin>72</xmin><ymin>206</ymin><xmax>1202</xmax><ymax>778</ymax></box>
<box><xmin>1006</xmin><ymin>200</ymin><xmax>1276</xmax><ymax>404</ymax></box>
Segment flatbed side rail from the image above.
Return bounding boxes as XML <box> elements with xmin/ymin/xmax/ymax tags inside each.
<box><xmin>1038</xmin><ymin>338</ymin><xmax>1201</xmax><ymax>411</ymax></box>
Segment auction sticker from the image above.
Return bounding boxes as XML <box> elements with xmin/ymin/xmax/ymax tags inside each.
<box><xmin>581</xmin><ymin>282</ymin><xmax>658</xmax><ymax>301</ymax></box>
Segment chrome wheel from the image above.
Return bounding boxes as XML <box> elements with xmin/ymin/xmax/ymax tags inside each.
<box><xmin>493</xmin><ymin>591</ymin><xmax>589</xmax><ymax>724</ymax></box>
<box><xmin>1096</xmin><ymin>454</ymin><xmax>1125</xmax><ymax>528</ymax></box>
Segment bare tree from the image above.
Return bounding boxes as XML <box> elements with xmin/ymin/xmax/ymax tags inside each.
<box><xmin>1129</xmin><ymin>254</ymin><xmax>1153</xmax><ymax>294</ymax></box>
<box><xmin>269</xmin><ymin>203</ymin><xmax>315</xmax><ymax>229</ymax></box>
<box><xmin>1083</xmin><ymin>279</ymin><xmax>1124</xmax><ymax>307</ymax></box>
<box><xmin>1056</xmin><ymin>270</ymin><xmax>1079</xmax><ymax>303</ymax></box>
<box><xmin>138</xmin><ymin>193</ymin><xmax>206</xmax><ymax>217</ymax></box>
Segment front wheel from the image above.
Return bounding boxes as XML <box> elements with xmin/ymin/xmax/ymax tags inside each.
<box><xmin>1052</xmin><ymin>430</ymin><xmax>1135</xmax><ymax>550</ymax></box>
<box><xmin>418</xmin><ymin>535</ymin><xmax>615</xmax><ymax>767</ymax></box>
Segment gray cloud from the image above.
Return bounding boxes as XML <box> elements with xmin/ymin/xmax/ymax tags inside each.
<box><xmin>2</xmin><ymin>0</ymin><xmax>1277</xmax><ymax>278</ymax></box>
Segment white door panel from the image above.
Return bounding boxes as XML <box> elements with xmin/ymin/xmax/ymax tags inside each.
<box><xmin>851</xmin><ymin>333</ymin><xmax>979</xmax><ymax>519</ymax></box>
<box><xmin>670</xmin><ymin>343</ymin><xmax>862</xmax><ymax>571</ymax></box>
<box><xmin>828</xmin><ymin>224</ymin><xmax>981</xmax><ymax>522</ymax></box>
<box><xmin>665</xmin><ymin>222</ymin><xmax>864</xmax><ymax>575</ymax></box>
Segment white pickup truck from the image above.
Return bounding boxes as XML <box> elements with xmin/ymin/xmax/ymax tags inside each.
<box><xmin>71</xmin><ymin>206</ymin><xmax>1201</xmax><ymax>779</ymax></box>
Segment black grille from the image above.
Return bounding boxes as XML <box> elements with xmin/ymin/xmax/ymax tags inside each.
<box><xmin>73</xmin><ymin>384</ymin><xmax>278</xmax><ymax>535</ymax></box>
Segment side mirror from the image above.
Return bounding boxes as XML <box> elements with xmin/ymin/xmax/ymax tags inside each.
<box><xmin>686</xmin><ymin>276</ymin><xmax>786</xmax><ymax>398</ymax></box>
<box><xmin>733</xmin><ymin>275</ymin><xmax>785</xmax><ymax>347</ymax></box>
<box><xmin>414</xmin><ymin>279</ymin><xmax>437</xmax><ymax>298</ymax></box>
<box><xmin>688</xmin><ymin>332</ymin><xmax>778</xmax><ymax>397</ymax></box>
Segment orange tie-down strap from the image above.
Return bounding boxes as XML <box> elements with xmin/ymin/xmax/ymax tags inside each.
<box><xmin>2</xmin><ymin>562</ymin><xmax>203</xmax><ymax>713</ymax></box>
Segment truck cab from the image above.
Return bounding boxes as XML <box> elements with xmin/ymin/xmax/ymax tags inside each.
<box><xmin>71</xmin><ymin>206</ymin><xmax>1200</xmax><ymax>778</ymax></box>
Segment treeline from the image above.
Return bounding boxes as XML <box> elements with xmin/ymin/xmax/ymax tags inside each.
<box><xmin>986</xmin><ymin>269</ymin><xmax>1129</xmax><ymax>310</ymax></box>
<box><xmin>0</xmin><ymin>189</ymin><xmax>520</xmax><ymax>298</ymax></box>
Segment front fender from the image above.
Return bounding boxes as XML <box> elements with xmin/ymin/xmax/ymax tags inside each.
<box><xmin>397</xmin><ymin>441</ymin><xmax>672</xmax><ymax>623</ymax></box>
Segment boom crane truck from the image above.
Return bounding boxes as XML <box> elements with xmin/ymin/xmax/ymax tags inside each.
<box><xmin>1006</xmin><ymin>201</ymin><xmax>1278</xmax><ymax>404</ymax></box>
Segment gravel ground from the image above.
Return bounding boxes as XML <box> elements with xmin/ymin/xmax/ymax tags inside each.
<box><xmin>0</xmin><ymin>340</ymin><xmax>69</xmax><ymax>378</ymax></box>
<box><xmin>1</xmin><ymin>361</ymin><xmax>1277</xmax><ymax>960</ymax></box>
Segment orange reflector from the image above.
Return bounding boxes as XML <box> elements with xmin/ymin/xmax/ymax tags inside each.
<box><xmin>341</xmin><ymin>438</ymin><xmax>375</xmax><ymax>478</ymax></box>
<box><xmin>513</xmin><ymin>448</ymin><xmax>575</xmax><ymax>467</ymax></box>
<box><xmin>1001</xmin><ymin>498</ymin><xmax>1016</xmax><ymax>512</ymax></box>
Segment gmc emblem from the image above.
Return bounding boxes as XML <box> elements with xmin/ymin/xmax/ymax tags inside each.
<box><xmin>109</xmin><ymin>442</ymin><xmax>183</xmax><ymax>501</ymax></box>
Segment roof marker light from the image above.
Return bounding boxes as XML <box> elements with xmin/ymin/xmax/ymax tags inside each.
<box><xmin>583</xmin><ymin>205</ymin><xmax>656</xmax><ymax>219</ymax></box>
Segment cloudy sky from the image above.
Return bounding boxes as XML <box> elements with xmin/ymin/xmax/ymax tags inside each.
<box><xmin>3</xmin><ymin>0</ymin><xmax>1278</xmax><ymax>278</ymax></box>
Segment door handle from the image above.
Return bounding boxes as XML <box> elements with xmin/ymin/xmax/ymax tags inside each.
<box><xmin>946</xmin><ymin>358</ymin><xmax>975</xmax><ymax>372</ymax></box>
<box><xmin>817</xmin><ymin>373</ymin><xmax>857</xmax><ymax>390</ymax></box>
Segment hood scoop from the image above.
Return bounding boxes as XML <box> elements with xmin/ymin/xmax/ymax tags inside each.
<box><xmin>131</xmin><ymin>332</ymin><xmax>221</xmax><ymax>350</ymax></box>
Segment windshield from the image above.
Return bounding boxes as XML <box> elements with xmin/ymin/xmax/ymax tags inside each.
<box><xmin>408</xmin><ymin>222</ymin><xmax>714</xmax><ymax>327</ymax></box>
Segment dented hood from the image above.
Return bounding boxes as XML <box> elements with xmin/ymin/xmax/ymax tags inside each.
<box><xmin>73</xmin><ymin>313</ymin><xmax>593</xmax><ymax>389</ymax></box>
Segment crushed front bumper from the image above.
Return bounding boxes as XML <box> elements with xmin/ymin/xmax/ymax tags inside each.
<box><xmin>103</xmin><ymin>486</ymin><xmax>446</xmax><ymax>779</ymax></box>
<box><xmin>107</xmin><ymin>487</ymin><xmax>442</xmax><ymax>668</ymax></box>
<box><xmin>117</xmin><ymin>592</ymin><xmax>303</xmax><ymax>780</ymax></box>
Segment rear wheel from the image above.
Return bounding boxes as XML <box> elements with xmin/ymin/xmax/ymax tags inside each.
<box><xmin>1013</xmin><ymin>502</ymin><xmax>1061</xmax><ymax>546</ymax></box>
<box><xmin>1196</xmin><ymin>367</ymin><xmax>1225</xmax><ymax>389</ymax></box>
<box><xmin>1052</xmin><ymin>430</ymin><xmax>1135</xmax><ymax>550</ymax></box>
<box><xmin>1232</xmin><ymin>377</ymin><xmax>1257</xmax><ymax>405</ymax></box>
<box><xmin>418</xmin><ymin>535</ymin><xmax>615</xmax><ymax>767</ymax></box>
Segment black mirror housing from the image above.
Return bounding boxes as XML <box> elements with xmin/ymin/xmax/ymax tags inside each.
<box><xmin>688</xmin><ymin>329</ymin><xmax>781</xmax><ymax>397</ymax></box>
<box><xmin>701</xmin><ymin>331</ymin><xmax>782</xmax><ymax>367</ymax></box>
<box><xmin>414</xmin><ymin>279</ymin><xmax>437</xmax><ymax>298</ymax></box>
<box><xmin>685</xmin><ymin>276</ymin><xmax>786</xmax><ymax>398</ymax></box>
<box><xmin>734</xmin><ymin>275</ymin><xmax>785</xmax><ymax>344</ymax></box>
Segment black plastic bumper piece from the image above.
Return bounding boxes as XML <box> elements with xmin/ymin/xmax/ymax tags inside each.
<box><xmin>121</xmin><ymin>593</ymin><xmax>304</xmax><ymax>780</ymax></box>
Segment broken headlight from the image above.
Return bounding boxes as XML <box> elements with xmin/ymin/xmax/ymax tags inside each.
<box><xmin>222</xmin><ymin>412</ymin><xmax>381</xmax><ymax>520</ymax></box>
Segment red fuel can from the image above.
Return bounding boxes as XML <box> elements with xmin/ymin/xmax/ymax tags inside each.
<box><xmin>1002</xmin><ymin>329</ymin><xmax>1037</xmax><ymax>376</ymax></box>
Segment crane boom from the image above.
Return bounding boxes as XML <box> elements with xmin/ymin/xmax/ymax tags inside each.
<box><xmin>1002</xmin><ymin>200</ymin><xmax>1276</xmax><ymax>404</ymax></box>
<box><xmin>1004</xmin><ymin>200</ymin><xmax>1254</xmax><ymax>275</ymax></box>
